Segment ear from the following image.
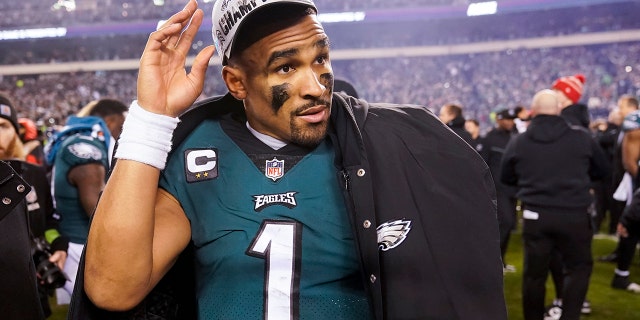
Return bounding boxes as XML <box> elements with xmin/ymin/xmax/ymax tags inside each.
<box><xmin>222</xmin><ymin>66</ymin><xmax>247</xmax><ymax>100</ymax></box>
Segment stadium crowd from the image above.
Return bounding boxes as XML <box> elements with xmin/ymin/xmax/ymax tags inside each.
<box><xmin>2</xmin><ymin>1</ymin><xmax>640</xmax><ymax>319</ymax></box>
<box><xmin>2</xmin><ymin>41</ymin><xmax>639</xmax><ymax>135</ymax></box>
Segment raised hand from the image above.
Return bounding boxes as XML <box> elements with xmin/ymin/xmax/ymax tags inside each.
<box><xmin>137</xmin><ymin>0</ymin><xmax>216</xmax><ymax>117</ymax></box>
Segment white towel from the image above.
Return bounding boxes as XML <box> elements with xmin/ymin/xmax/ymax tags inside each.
<box><xmin>613</xmin><ymin>172</ymin><xmax>634</xmax><ymax>205</ymax></box>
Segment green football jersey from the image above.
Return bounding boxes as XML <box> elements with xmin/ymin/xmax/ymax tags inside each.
<box><xmin>53</xmin><ymin>134</ymin><xmax>108</xmax><ymax>244</ymax></box>
<box><xmin>160</xmin><ymin>120</ymin><xmax>371</xmax><ymax>320</ymax></box>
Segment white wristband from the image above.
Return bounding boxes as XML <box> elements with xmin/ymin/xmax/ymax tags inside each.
<box><xmin>115</xmin><ymin>100</ymin><xmax>180</xmax><ymax>170</ymax></box>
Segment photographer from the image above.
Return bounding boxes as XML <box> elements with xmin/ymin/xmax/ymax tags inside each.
<box><xmin>1</xmin><ymin>94</ymin><xmax>68</xmax><ymax>317</ymax></box>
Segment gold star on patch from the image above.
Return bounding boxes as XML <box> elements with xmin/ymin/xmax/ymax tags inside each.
<box><xmin>196</xmin><ymin>173</ymin><xmax>201</xmax><ymax>178</ymax></box>
<box><xmin>203</xmin><ymin>172</ymin><xmax>208</xmax><ymax>177</ymax></box>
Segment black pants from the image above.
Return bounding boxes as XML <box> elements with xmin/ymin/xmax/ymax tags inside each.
<box><xmin>497</xmin><ymin>191</ymin><xmax>517</xmax><ymax>263</ymax></box>
<box><xmin>617</xmin><ymin>233</ymin><xmax>640</xmax><ymax>271</ymax></box>
<box><xmin>522</xmin><ymin>206</ymin><xmax>593</xmax><ymax>320</ymax></box>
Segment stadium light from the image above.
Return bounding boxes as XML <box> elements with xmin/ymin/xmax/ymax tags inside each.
<box><xmin>318</xmin><ymin>12</ymin><xmax>366</xmax><ymax>23</ymax></box>
<box><xmin>52</xmin><ymin>0</ymin><xmax>76</xmax><ymax>12</ymax></box>
<box><xmin>0</xmin><ymin>28</ymin><xmax>67</xmax><ymax>40</ymax></box>
<box><xmin>467</xmin><ymin>1</ymin><xmax>497</xmax><ymax>16</ymax></box>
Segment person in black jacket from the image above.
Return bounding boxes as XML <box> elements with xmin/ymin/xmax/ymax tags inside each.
<box><xmin>479</xmin><ymin>108</ymin><xmax>518</xmax><ymax>272</ymax></box>
<box><xmin>439</xmin><ymin>103</ymin><xmax>475</xmax><ymax>146</ymax></box>
<box><xmin>553</xmin><ymin>74</ymin><xmax>590</xmax><ymax>129</ymax></box>
<box><xmin>501</xmin><ymin>89</ymin><xmax>609</xmax><ymax>320</ymax></box>
<box><xmin>71</xmin><ymin>0</ymin><xmax>507</xmax><ymax>319</ymax></box>
<box><xmin>0</xmin><ymin>161</ymin><xmax>44</xmax><ymax>319</ymax></box>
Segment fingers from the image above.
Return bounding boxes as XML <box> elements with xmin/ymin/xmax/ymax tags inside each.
<box><xmin>175</xmin><ymin>8</ymin><xmax>204</xmax><ymax>55</ymax></box>
<box><xmin>617</xmin><ymin>223</ymin><xmax>629</xmax><ymax>238</ymax></box>
<box><xmin>189</xmin><ymin>45</ymin><xmax>216</xmax><ymax>86</ymax></box>
<box><xmin>147</xmin><ymin>0</ymin><xmax>199</xmax><ymax>52</ymax></box>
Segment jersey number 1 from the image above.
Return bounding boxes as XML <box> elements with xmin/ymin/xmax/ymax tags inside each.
<box><xmin>247</xmin><ymin>220</ymin><xmax>302</xmax><ymax>320</ymax></box>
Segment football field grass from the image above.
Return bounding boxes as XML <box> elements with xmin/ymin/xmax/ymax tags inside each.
<box><xmin>503</xmin><ymin>231</ymin><xmax>640</xmax><ymax>319</ymax></box>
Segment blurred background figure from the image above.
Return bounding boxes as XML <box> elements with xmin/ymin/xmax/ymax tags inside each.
<box><xmin>18</xmin><ymin>117</ymin><xmax>46</xmax><ymax>166</ymax></box>
<box><xmin>501</xmin><ymin>89</ymin><xmax>609</xmax><ymax>320</ymax></box>
<box><xmin>439</xmin><ymin>103</ymin><xmax>474</xmax><ymax>146</ymax></box>
<box><xmin>592</xmin><ymin>108</ymin><xmax>623</xmax><ymax>235</ymax></box>
<box><xmin>479</xmin><ymin>108</ymin><xmax>518</xmax><ymax>273</ymax></box>
<box><xmin>608</xmin><ymin>95</ymin><xmax>640</xmax><ymax>293</ymax></box>
<box><xmin>45</xmin><ymin>99</ymin><xmax>127</xmax><ymax>305</ymax></box>
<box><xmin>464</xmin><ymin>118</ymin><xmax>481</xmax><ymax>150</ymax></box>
<box><xmin>514</xmin><ymin>105</ymin><xmax>531</xmax><ymax>133</ymax></box>
<box><xmin>553</xmin><ymin>74</ymin><xmax>590</xmax><ymax>129</ymax></box>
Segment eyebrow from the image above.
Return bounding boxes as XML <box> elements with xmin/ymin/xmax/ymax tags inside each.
<box><xmin>266</xmin><ymin>37</ymin><xmax>330</xmax><ymax>67</ymax></box>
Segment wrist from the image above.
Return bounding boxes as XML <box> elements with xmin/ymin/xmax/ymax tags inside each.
<box><xmin>115</xmin><ymin>100</ymin><xmax>180</xmax><ymax>170</ymax></box>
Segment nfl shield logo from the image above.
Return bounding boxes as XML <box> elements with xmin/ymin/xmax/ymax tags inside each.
<box><xmin>265</xmin><ymin>157</ymin><xmax>284</xmax><ymax>181</ymax></box>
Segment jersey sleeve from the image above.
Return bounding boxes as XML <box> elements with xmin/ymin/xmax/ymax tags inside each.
<box><xmin>58</xmin><ymin>135</ymin><xmax>108</xmax><ymax>168</ymax></box>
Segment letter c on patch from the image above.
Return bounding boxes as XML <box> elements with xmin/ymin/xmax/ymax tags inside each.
<box><xmin>187</xmin><ymin>149</ymin><xmax>217</xmax><ymax>173</ymax></box>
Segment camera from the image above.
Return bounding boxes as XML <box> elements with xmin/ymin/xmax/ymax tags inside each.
<box><xmin>32</xmin><ymin>237</ymin><xmax>68</xmax><ymax>289</ymax></box>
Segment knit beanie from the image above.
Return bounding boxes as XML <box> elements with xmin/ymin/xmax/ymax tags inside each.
<box><xmin>552</xmin><ymin>74</ymin><xmax>586</xmax><ymax>103</ymax></box>
<box><xmin>0</xmin><ymin>94</ymin><xmax>19</xmax><ymax>134</ymax></box>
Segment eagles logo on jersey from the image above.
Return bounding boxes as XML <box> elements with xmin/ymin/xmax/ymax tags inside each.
<box><xmin>377</xmin><ymin>219</ymin><xmax>412</xmax><ymax>251</ymax></box>
<box><xmin>253</xmin><ymin>191</ymin><xmax>298</xmax><ymax>212</ymax></box>
<box><xmin>67</xmin><ymin>142</ymin><xmax>103</xmax><ymax>160</ymax></box>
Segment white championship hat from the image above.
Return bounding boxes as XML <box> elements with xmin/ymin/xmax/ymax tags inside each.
<box><xmin>212</xmin><ymin>0</ymin><xmax>317</xmax><ymax>63</ymax></box>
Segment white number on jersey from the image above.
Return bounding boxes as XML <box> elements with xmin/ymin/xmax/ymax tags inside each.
<box><xmin>247</xmin><ymin>220</ymin><xmax>302</xmax><ymax>320</ymax></box>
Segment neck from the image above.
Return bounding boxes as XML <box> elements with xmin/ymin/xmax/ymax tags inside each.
<box><xmin>246</xmin><ymin>122</ymin><xmax>288</xmax><ymax>150</ymax></box>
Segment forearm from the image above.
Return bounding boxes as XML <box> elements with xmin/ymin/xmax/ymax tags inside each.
<box><xmin>622</xmin><ymin>131</ymin><xmax>640</xmax><ymax>178</ymax></box>
<box><xmin>84</xmin><ymin>160</ymin><xmax>162</xmax><ymax>310</ymax></box>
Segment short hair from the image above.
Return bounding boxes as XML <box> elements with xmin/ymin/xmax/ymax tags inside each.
<box><xmin>620</xmin><ymin>94</ymin><xmax>639</xmax><ymax>109</ymax></box>
<box><xmin>88</xmin><ymin>99</ymin><xmax>128</xmax><ymax>119</ymax></box>
<box><xmin>443</xmin><ymin>104</ymin><xmax>463</xmax><ymax>118</ymax></box>
<box><xmin>466</xmin><ymin>118</ymin><xmax>479</xmax><ymax>126</ymax></box>
<box><xmin>228</xmin><ymin>5</ymin><xmax>317</xmax><ymax>65</ymax></box>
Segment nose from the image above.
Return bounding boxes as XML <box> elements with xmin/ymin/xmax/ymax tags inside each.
<box><xmin>299</xmin><ymin>68</ymin><xmax>326</xmax><ymax>99</ymax></box>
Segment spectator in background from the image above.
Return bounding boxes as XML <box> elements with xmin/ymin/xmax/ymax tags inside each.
<box><xmin>480</xmin><ymin>108</ymin><xmax>518</xmax><ymax>273</ymax></box>
<box><xmin>599</xmin><ymin>95</ymin><xmax>639</xmax><ymax>263</ymax></box>
<box><xmin>439</xmin><ymin>103</ymin><xmax>475</xmax><ymax>145</ymax></box>
<box><xmin>464</xmin><ymin>118</ymin><xmax>481</xmax><ymax>149</ymax></box>
<box><xmin>609</xmin><ymin>95</ymin><xmax>640</xmax><ymax>293</ymax></box>
<box><xmin>551</xmin><ymin>73</ymin><xmax>596</xmax><ymax>315</ymax></box>
<box><xmin>501</xmin><ymin>89</ymin><xmax>609</xmax><ymax>320</ymax></box>
<box><xmin>0</xmin><ymin>93</ymin><xmax>68</xmax><ymax>318</ymax></box>
<box><xmin>514</xmin><ymin>105</ymin><xmax>531</xmax><ymax>133</ymax></box>
<box><xmin>45</xmin><ymin>99</ymin><xmax>127</xmax><ymax>305</ymax></box>
<box><xmin>18</xmin><ymin>117</ymin><xmax>46</xmax><ymax>166</ymax></box>
<box><xmin>553</xmin><ymin>74</ymin><xmax>590</xmax><ymax>128</ymax></box>
<box><xmin>592</xmin><ymin>108</ymin><xmax>623</xmax><ymax>234</ymax></box>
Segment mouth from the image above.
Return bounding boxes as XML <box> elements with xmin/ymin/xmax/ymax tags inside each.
<box><xmin>296</xmin><ymin>105</ymin><xmax>329</xmax><ymax>124</ymax></box>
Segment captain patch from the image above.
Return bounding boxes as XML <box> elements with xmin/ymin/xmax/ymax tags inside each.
<box><xmin>67</xmin><ymin>142</ymin><xmax>103</xmax><ymax>160</ymax></box>
<box><xmin>185</xmin><ymin>148</ymin><xmax>218</xmax><ymax>182</ymax></box>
